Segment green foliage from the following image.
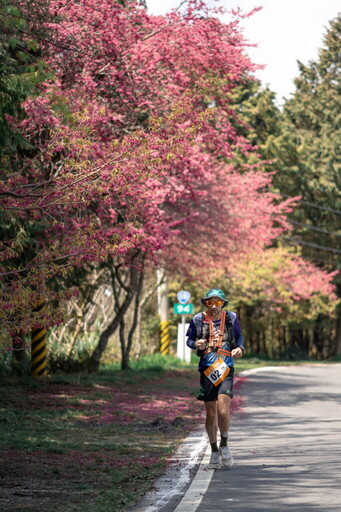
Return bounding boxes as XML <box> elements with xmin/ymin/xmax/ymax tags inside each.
<box><xmin>0</xmin><ymin>350</ymin><xmax>12</xmax><ymax>377</ymax></box>
<box><xmin>128</xmin><ymin>352</ymin><xmax>193</xmax><ymax>370</ymax></box>
<box><xmin>0</xmin><ymin>0</ymin><xmax>47</xmax><ymax>154</ymax></box>
<box><xmin>230</xmin><ymin>16</ymin><xmax>341</xmax><ymax>273</ymax></box>
<box><xmin>225</xmin><ymin>16</ymin><xmax>341</xmax><ymax>357</ymax></box>
<box><xmin>0</xmin><ymin>363</ymin><xmax>202</xmax><ymax>511</ymax></box>
<box><xmin>140</xmin><ymin>299</ymin><xmax>162</xmax><ymax>354</ymax></box>
<box><xmin>229</xmin><ymin>79</ymin><xmax>282</xmax><ymax>169</ymax></box>
<box><xmin>275</xmin><ymin>15</ymin><xmax>341</xmax><ymax>270</ymax></box>
<box><xmin>48</xmin><ymin>324</ymin><xmax>101</xmax><ymax>368</ymax></box>
<box><xmin>0</xmin><ymin>0</ymin><xmax>52</xmax><ymax>322</ymax></box>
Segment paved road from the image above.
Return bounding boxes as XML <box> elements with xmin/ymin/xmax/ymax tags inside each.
<box><xmin>195</xmin><ymin>364</ymin><xmax>341</xmax><ymax>512</ymax></box>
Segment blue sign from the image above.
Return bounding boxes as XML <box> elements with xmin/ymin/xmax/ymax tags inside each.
<box><xmin>177</xmin><ymin>290</ymin><xmax>191</xmax><ymax>304</ymax></box>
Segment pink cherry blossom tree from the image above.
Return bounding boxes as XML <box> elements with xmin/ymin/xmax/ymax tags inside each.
<box><xmin>1</xmin><ymin>0</ymin><xmax>336</xmax><ymax>368</ymax></box>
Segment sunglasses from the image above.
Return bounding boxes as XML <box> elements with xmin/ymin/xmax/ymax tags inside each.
<box><xmin>205</xmin><ymin>299</ymin><xmax>224</xmax><ymax>307</ymax></box>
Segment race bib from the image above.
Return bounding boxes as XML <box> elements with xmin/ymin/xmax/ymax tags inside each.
<box><xmin>204</xmin><ymin>358</ymin><xmax>230</xmax><ymax>387</ymax></box>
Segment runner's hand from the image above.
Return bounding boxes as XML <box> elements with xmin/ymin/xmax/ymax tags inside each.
<box><xmin>196</xmin><ymin>339</ymin><xmax>207</xmax><ymax>350</ymax></box>
<box><xmin>231</xmin><ymin>347</ymin><xmax>243</xmax><ymax>359</ymax></box>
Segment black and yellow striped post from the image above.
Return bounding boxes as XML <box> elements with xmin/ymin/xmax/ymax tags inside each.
<box><xmin>160</xmin><ymin>320</ymin><xmax>170</xmax><ymax>355</ymax></box>
<box><xmin>31</xmin><ymin>299</ymin><xmax>47</xmax><ymax>378</ymax></box>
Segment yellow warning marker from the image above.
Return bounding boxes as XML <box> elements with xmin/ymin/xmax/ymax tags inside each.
<box><xmin>160</xmin><ymin>320</ymin><xmax>170</xmax><ymax>355</ymax></box>
<box><xmin>31</xmin><ymin>299</ymin><xmax>47</xmax><ymax>377</ymax></box>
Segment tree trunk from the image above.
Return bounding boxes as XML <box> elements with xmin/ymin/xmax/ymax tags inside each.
<box><xmin>119</xmin><ymin>262</ymin><xmax>144</xmax><ymax>369</ymax></box>
<box><xmin>66</xmin><ymin>321</ymin><xmax>83</xmax><ymax>363</ymax></box>
<box><xmin>135</xmin><ymin>270</ymin><xmax>164</xmax><ymax>356</ymax></box>
<box><xmin>88</xmin><ymin>252</ymin><xmax>144</xmax><ymax>372</ymax></box>
<box><xmin>88</xmin><ymin>285</ymin><xmax>135</xmax><ymax>371</ymax></box>
<box><xmin>120</xmin><ymin>320</ymin><xmax>129</xmax><ymax>370</ymax></box>
<box><xmin>309</xmin><ymin>317</ymin><xmax>322</xmax><ymax>359</ymax></box>
<box><xmin>11</xmin><ymin>330</ymin><xmax>29</xmax><ymax>374</ymax></box>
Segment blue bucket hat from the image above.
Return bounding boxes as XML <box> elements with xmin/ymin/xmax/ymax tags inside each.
<box><xmin>201</xmin><ymin>289</ymin><xmax>228</xmax><ymax>307</ymax></box>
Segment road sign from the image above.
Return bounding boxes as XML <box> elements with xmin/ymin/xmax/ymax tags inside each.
<box><xmin>177</xmin><ymin>290</ymin><xmax>191</xmax><ymax>304</ymax></box>
<box><xmin>173</xmin><ymin>303</ymin><xmax>194</xmax><ymax>314</ymax></box>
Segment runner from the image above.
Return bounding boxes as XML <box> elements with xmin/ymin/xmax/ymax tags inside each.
<box><xmin>186</xmin><ymin>289</ymin><xmax>244</xmax><ymax>469</ymax></box>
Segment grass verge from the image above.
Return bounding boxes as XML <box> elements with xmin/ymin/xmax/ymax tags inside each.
<box><xmin>0</xmin><ymin>353</ymin><xmax>327</xmax><ymax>511</ymax></box>
<box><xmin>0</xmin><ymin>355</ymin><xmax>201</xmax><ymax>512</ymax></box>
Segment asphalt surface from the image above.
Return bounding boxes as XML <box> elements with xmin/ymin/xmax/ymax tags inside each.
<box><xmin>196</xmin><ymin>364</ymin><xmax>341</xmax><ymax>512</ymax></box>
<box><xmin>131</xmin><ymin>364</ymin><xmax>341</xmax><ymax>512</ymax></box>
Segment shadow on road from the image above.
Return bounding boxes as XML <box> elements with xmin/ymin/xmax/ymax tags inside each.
<box><xmin>198</xmin><ymin>366</ymin><xmax>341</xmax><ymax>512</ymax></box>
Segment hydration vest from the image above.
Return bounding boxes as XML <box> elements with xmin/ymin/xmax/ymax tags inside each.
<box><xmin>194</xmin><ymin>311</ymin><xmax>236</xmax><ymax>356</ymax></box>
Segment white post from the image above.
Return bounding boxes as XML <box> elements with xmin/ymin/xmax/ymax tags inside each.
<box><xmin>177</xmin><ymin>320</ymin><xmax>191</xmax><ymax>363</ymax></box>
<box><xmin>182</xmin><ymin>314</ymin><xmax>186</xmax><ymax>361</ymax></box>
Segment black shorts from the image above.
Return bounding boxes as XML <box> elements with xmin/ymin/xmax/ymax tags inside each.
<box><xmin>197</xmin><ymin>367</ymin><xmax>234</xmax><ymax>402</ymax></box>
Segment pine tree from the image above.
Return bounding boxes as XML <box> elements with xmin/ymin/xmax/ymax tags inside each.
<box><xmin>232</xmin><ymin>16</ymin><xmax>341</xmax><ymax>268</ymax></box>
<box><xmin>277</xmin><ymin>15</ymin><xmax>341</xmax><ymax>267</ymax></box>
<box><xmin>227</xmin><ymin>17</ymin><xmax>341</xmax><ymax>356</ymax></box>
<box><xmin>272</xmin><ymin>15</ymin><xmax>341</xmax><ymax>355</ymax></box>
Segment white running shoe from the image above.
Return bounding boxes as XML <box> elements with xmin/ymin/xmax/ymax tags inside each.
<box><xmin>220</xmin><ymin>446</ymin><xmax>234</xmax><ymax>469</ymax></box>
<box><xmin>208</xmin><ymin>450</ymin><xmax>220</xmax><ymax>469</ymax></box>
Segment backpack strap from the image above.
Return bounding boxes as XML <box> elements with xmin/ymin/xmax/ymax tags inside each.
<box><xmin>196</xmin><ymin>311</ymin><xmax>235</xmax><ymax>345</ymax></box>
<box><xmin>225</xmin><ymin>312</ymin><xmax>236</xmax><ymax>349</ymax></box>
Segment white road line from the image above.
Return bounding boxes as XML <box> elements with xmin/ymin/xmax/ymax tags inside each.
<box><xmin>239</xmin><ymin>366</ymin><xmax>286</xmax><ymax>376</ymax></box>
<box><xmin>172</xmin><ymin>443</ymin><xmax>214</xmax><ymax>512</ymax></box>
<box><xmin>138</xmin><ymin>430</ymin><xmax>208</xmax><ymax>512</ymax></box>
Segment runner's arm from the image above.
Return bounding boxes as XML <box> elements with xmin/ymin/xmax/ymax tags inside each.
<box><xmin>235</xmin><ymin>333</ymin><xmax>244</xmax><ymax>351</ymax></box>
<box><xmin>186</xmin><ymin>320</ymin><xmax>198</xmax><ymax>349</ymax></box>
<box><xmin>233</xmin><ymin>316</ymin><xmax>245</xmax><ymax>352</ymax></box>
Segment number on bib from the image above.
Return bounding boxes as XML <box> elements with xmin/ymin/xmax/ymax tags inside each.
<box><xmin>204</xmin><ymin>359</ymin><xmax>230</xmax><ymax>387</ymax></box>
